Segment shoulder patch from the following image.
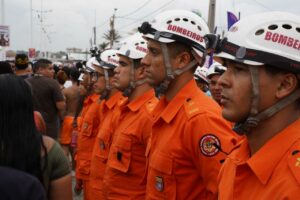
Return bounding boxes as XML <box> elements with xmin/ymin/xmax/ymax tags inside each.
<box><xmin>199</xmin><ymin>134</ymin><xmax>220</xmax><ymax>157</ymax></box>
<box><xmin>288</xmin><ymin>148</ymin><xmax>300</xmax><ymax>185</ymax></box>
<box><xmin>184</xmin><ymin>98</ymin><xmax>203</xmax><ymax>119</ymax></box>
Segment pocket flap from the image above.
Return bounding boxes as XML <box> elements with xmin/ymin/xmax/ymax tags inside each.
<box><xmin>150</xmin><ymin>153</ymin><xmax>173</xmax><ymax>175</ymax></box>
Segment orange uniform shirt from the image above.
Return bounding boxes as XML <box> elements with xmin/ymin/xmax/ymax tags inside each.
<box><xmin>103</xmin><ymin>89</ymin><xmax>158</xmax><ymax>199</ymax></box>
<box><xmin>146</xmin><ymin>80</ymin><xmax>239</xmax><ymax>200</ymax></box>
<box><xmin>77</xmin><ymin>94</ymin><xmax>98</xmax><ymax>133</ymax></box>
<box><xmin>218</xmin><ymin>119</ymin><xmax>300</xmax><ymax>199</ymax></box>
<box><xmin>89</xmin><ymin>92</ymin><xmax>124</xmax><ymax>198</ymax></box>
<box><xmin>76</xmin><ymin>94</ymin><xmax>101</xmax><ymax>181</ymax></box>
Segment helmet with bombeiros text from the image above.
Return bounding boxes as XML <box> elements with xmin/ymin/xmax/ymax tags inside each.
<box><xmin>116</xmin><ymin>33</ymin><xmax>148</xmax><ymax>97</ymax></box>
<box><xmin>138</xmin><ymin>9</ymin><xmax>210</xmax><ymax>96</ymax></box>
<box><xmin>204</xmin><ymin>11</ymin><xmax>300</xmax><ymax>134</ymax></box>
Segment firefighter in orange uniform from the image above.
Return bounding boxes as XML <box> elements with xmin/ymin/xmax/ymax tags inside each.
<box><xmin>204</xmin><ymin>12</ymin><xmax>300</xmax><ymax>199</ymax></box>
<box><xmin>75</xmin><ymin>57</ymin><xmax>100</xmax><ymax>200</ymax></box>
<box><xmin>139</xmin><ymin>10</ymin><xmax>240</xmax><ymax>199</ymax></box>
<box><xmin>88</xmin><ymin>49</ymin><xmax>123</xmax><ymax>199</ymax></box>
<box><xmin>102</xmin><ymin>33</ymin><xmax>158</xmax><ymax>199</ymax></box>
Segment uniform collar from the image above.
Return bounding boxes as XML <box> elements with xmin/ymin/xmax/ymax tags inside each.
<box><xmin>160</xmin><ymin>79</ymin><xmax>199</xmax><ymax>123</ymax></box>
<box><xmin>91</xmin><ymin>94</ymin><xmax>100</xmax><ymax>102</ymax></box>
<box><xmin>126</xmin><ymin>89</ymin><xmax>155</xmax><ymax>112</ymax></box>
<box><xmin>236</xmin><ymin>118</ymin><xmax>300</xmax><ymax>184</ymax></box>
<box><xmin>105</xmin><ymin>92</ymin><xmax>123</xmax><ymax>110</ymax></box>
<box><xmin>83</xmin><ymin>93</ymin><xmax>100</xmax><ymax>105</ymax></box>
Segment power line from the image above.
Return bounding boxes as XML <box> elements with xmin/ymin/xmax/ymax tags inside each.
<box><xmin>118</xmin><ymin>0</ymin><xmax>153</xmax><ymax>18</ymax></box>
<box><xmin>97</xmin><ymin>0</ymin><xmax>150</xmax><ymax>30</ymax></box>
<box><xmin>117</xmin><ymin>0</ymin><xmax>176</xmax><ymax>31</ymax></box>
<box><xmin>251</xmin><ymin>0</ymin><xmax>273</xmax><ymax>11</ymax></box>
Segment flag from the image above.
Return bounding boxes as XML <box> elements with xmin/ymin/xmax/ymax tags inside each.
<box><xmin>227</xmin><ymin>11</ymin><xmax>239</xmax><ymax>30</ymax></box>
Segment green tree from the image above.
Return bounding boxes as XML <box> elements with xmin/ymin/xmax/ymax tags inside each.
<box><xmin>103</xmin><ymin>29</ymin><xmax>121</xmax><ymax>48</ymax></box>
<box><xmin>98</xmin><ymin>42</ymin><xmax>109</xmax><ymax>53</ymax></box>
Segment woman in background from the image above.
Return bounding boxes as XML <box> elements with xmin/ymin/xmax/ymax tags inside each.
<box><xmin>0</xmin><ymin>74</ymin><xmax>72</xmax><ymax>200</ymax></box>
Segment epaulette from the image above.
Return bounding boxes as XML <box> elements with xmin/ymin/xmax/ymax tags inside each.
<box><xmin>145</xmin><ymin>98</ymin><xmax>159</xmax><ymax>114</ymax></box>
<box><xmin>183</xmin><ymin>97</ymin><xmax>203</xmax><ymax>119</ymax></box>
<box><xmin>288</xmin><ymin>140</ymin><xmax>300</xmax><ymax>185</ymax></box>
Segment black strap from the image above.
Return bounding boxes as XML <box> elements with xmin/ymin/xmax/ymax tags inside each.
<box><xmin>219</xmin><ymin>40</ymin><xmax>300</xmax><ymax>73</ymax></box>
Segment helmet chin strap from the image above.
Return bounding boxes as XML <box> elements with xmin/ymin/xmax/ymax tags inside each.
<box><xmin>122</xmin><ymin>60</ymin><xmax>147</xmax><ymax>97</ymax></box>
<box><xmin>233</xmin><ymin>66</ymin><xmax>300</xmax><ymax>135</ymax></box>
<box><xmin>155</xmin><ymin>43</ymin><xmax>199</xmax><ymax>97</ymax></box>
<box><xmin>100</xmin><ymin>69</ymin><xmax>111</xmax><ymax>100</ymax></box>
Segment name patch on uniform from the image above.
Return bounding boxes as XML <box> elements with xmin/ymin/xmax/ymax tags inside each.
<box><xmin>155</xmin><ymin>176</ymin><xmax>164</xmax><ymax>192</ymax></box>
<box><xmin>83</xmin><ymin>122</ymin><xmax>88</xmax><ymax>129</ymax></box>
<box><xmin>199</xmin><ymin>134</ymin><xmax>220</xmax><ymax>157</ymax></box>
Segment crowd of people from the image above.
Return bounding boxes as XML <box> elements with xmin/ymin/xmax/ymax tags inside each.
<box><xmin>0</xmin><ymin>8</ymin><xmax>299</xmax><ymax>200</ymax></box>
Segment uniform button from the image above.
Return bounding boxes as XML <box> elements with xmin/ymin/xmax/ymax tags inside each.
<box><xmin>117</xmin><ymin>151</ymin><xmax>122</xmax><ymax>161</ymax></box>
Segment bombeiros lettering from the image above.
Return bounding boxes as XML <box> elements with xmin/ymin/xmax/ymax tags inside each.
<box><xmin>136</xmin><ymin>45</ymin><xmax>148</xmax><ymax>53</ymax></box>
<box><xmin>167</xmin><ymin>24</ymin><xmax>204</xmax><ymax>42</ymax></box>
<box><xmin>265</xmin><ymin>31</ymin><xmax>300</xmax><ymax>50</ymax></box>
<box><xmin>108</xmin><ymin>58</ymin><xmax>119</xmax><ymax>65</ymax></box>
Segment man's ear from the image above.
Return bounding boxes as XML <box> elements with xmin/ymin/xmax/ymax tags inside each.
<box><xmin>176</xmin><ymin>51</ymin><xmax>192</xmax><ymax>69</ymax></box>
<box><xmin>276</xmin><ymin>73</ymin><xmax>298</xmax><ymax>99</ymax></box>
<box><xmin>135</xmin><ymin>65</ymin><xmax>146</xmax><ymax>79</ymax></box>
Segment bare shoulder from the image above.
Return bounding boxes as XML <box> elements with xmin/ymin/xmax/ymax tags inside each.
<box><xmin>42</xmin><ymin>136</ymin><xmax>55</xmax><ymax>153</ymax></box>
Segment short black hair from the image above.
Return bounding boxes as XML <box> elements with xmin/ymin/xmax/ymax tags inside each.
<box><xmin>33</xmin><ymin>59</ymin><xmax>52</xmax><ymax>72</ymax></box>
<box><xmin>0</xmin><ymin>61</ymin><xmax>14</xmax><ymax>74</ymax></box>
<box><xmin>70</xmin><ymin>67</ymin><xmax>80</xmax><ymax>81</ymax></box>
<box><xmin>62</xmin><ymin>66</ymin><xmax>71</xmax><ymax>78</ymax></box>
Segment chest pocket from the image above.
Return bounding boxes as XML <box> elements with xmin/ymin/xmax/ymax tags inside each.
<box><xmin>81</xmin><ymin>119</ymin><xmax>93</xmax><ymax>137</ymax></box>
<box><xmin>95</xmin><ymin>130</ymin><xmax>112</xmax><ymax>162</ymax></box>
<box><xmin>147</xmin><ymin>153</ymin><xmax>176</xmax><ymax>200</ymax></box>
<box><xmin>108</xmin><ymin>133</ymin><xmax>132</xmax><ymax>173</ymax></box>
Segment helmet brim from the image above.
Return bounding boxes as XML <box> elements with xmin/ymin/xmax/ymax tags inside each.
<box><xmin>215</xmin><ymin>51</ymin><xmax>264</xmax><ymax>66</ymax></box>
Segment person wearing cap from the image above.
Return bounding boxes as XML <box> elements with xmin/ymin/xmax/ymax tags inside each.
<box><xmin>59</xmin><ymin>67</ymin><xmax>81</xmax><ymax>158</ymax></box>
<box><xmin>88</xmin><ymin>49</ymin><xmax>124</xmax><ymax>199</ymax></box>
<box><xmin>139</xmin><ymin>10</ymin><xmax>239</xmax><ymax>199</ymax></box>
<box><xmin>74</xmin><ymin>57</ymin><xmax>100</xmax><ymax>199</ymax></box>
<box><xmin>204</xmin><ymin>12</ymin><xmax>300</xmax><ymax>199</ymax></box>
<box><xmin>15</xmin><ymin>53</ymin><xmax>33</xmax><ymax>79</ymax></box>
<box><xmin>194</xmin><ymin>66</ymin><xmax>209</xmax><ymax>93</ymax></box>
<box><xmin>206</xmin><ymin>62</ymin><xmax>226</xmax><ymax>105</ymax></box>
<box><xmin>102</xmin><ymin>33</ymin><xmax>158</xmax><ymax>199</ymax></box>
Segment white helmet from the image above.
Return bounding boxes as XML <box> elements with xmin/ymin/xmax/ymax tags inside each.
<box><xmin>85</xmin><ymin>57</ymin><xmax>96</xmax><ymax>72</ymax></box>
<box><xmin>206</xmin><ymin>62</ymin><xmax>226</xmax><ymax>79</ymax></box>
<box><xmin>138</xmin><ymin>10</ymin><xmax>210</xmax><ymax>96</ymax></box>
<box><xmin>116</xmin><ymin>33</ymin><xmax>148</xmax><ymax>97</ymax></box>
<box><xmin>194</xmin><ymin>66</ymin><xmax>208</xmax><ymax>84</ymax></box>
<box><xmin>91</xmin><ymin>49</ymin><xmax>120</xmax><ymax>100</ymax></box>
<box><xmin>99</xmin><ymin>49</ymin><xmax>119</xmax><ymax>69</ymax></box>
<box><xmin>204</xmin><ymin>12</ymin><xmax>300</xmax><ymax>134</ymax></box>
<box><xmin>118</xmin><ymin>33</ymin><xmax>147</xmax><ymax>59</ymax></box>
<box><xmin>139</xmin><ymin>9</ymin><xmax>209</xmax><ymax>58</ymax></box>
<box><xmin>206</xmin><ymin>11</ymin><xmax>300</xmax><ymax>72</ymax></box>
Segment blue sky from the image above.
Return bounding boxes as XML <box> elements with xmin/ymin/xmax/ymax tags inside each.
<box><xmin>1</xmin><ymin>0</ymin><xmax>299</xmax><ymax>52</ymax></box>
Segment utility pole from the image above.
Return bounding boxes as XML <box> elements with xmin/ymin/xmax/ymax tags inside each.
<box><xmin>109</xmin><ymin>8</ymin><xmax>117</xmax><ymax>48</ymax></box>
<box><xmin>93</xmin><ymin>9</ymin><xmax>96</xmax><ymax>45</ymax></box>
<box><xmin>1</xmin><ymin>0</ymin><xmax>4</xmax><ymax>25</ymax></box>
<box><xmin>207</xmin><ymin>0</ymin><xmax>216</xmax><ymax>33</ymax></box>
